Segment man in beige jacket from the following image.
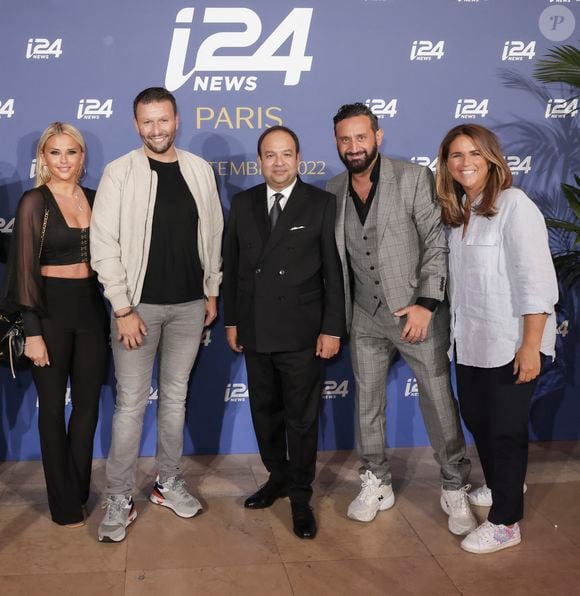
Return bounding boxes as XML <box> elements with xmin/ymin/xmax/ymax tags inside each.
<box><xmin>91</xmin><ymin>87</ymin><xmax>223</xmax><ymax>543</ymax></box>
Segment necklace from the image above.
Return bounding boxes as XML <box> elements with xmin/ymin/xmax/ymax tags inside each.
<box><xmin>51</xmin><ymin>186</ymin><xmax>85</xmax><ymax>211</ymax></box>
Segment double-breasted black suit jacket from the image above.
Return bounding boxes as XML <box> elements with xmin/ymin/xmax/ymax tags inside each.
<box><xmin>223</xmin><ymin>178</ymin><xmax>346</xmax><ymax>353</ymax></box>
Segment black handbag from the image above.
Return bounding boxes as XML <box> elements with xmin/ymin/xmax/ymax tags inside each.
<box><xmin>0</xmin><ymin>201</ymin><xmax>49</xmax><ymax>378</ymax></box>
<box><xmin>0</xmin><ymin>312</ymin><xmax>26</xmax><ymax>378</ymax></box>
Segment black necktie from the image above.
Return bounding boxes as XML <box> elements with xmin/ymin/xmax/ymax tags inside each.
<box><xmin>269</xmin><ymin>193</ymin><xmax>283</xmax><ymax>231</ymax></box>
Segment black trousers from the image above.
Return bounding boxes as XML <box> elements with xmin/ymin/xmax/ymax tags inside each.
<box><xmin>32</xmin><ymin>276</ymin><xmax>108</xmax><ymax>525</ymax></box>
<box><xmin>244</xmin><ymin>347</ymin><xmax>324</xmax><ymax>503</ymax></box>
<box><xmin>455</xmin><ymin>356</ymin><xmax>543</xmax><ymax>526</ymax></box>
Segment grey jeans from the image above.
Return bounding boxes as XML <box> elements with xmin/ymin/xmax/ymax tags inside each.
<box><xmin>105</xmin><ymin>300</ymin><xmax>205</xmax><ymax>496</ymax></box>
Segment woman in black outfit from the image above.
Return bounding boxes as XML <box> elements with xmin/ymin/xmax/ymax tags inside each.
<box><xmin>3</xmin><ymin>122</ymin><xmax>108</xmax><ymax>527</ymax></box>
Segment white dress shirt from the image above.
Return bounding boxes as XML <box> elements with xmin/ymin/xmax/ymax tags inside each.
<box><xmin>448</xmin><ymin>187</ymin><xmax>558</xmax><ymax>368</ymax></box>
<box><xmin>266</xmin><ymin>179</ymin><xmax>297</xmax><ymax>213</ymax></box>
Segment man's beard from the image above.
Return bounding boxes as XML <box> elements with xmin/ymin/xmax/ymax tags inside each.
<box><xmin>339</xmin><ymin>142</ymin><xmax>378</xmax><ymax>174</ymax></box>
<box><xmin>142</xmin><ymin>133</ymin><xmax>175</xmax><ymax>156</ymax></box>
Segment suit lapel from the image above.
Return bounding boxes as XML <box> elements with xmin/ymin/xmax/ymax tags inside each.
<box><xmin>260</xmin><ymin>179</ymin><xmax>309</xmax><ymax>258</ymax></box>
<box><xmin>376</xmin><ymin>156</ymin><xmax>397</xmax><ymax>244</ymax></box>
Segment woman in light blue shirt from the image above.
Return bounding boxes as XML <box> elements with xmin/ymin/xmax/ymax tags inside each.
<box><xmin>436</xmin><ymin>124</ymin><xmax>558</xmax><ymax>555</ymax></box>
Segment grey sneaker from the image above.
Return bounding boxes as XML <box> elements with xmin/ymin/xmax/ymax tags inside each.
<box><xmin>98</xmin><ymin>495</ymin><xmax>137</xmax><ymax>543</ymax></box>
<box><xmin>150</xmin><ymin>475</ymin><xmax>202</xmax><ymax>518</ymax></box>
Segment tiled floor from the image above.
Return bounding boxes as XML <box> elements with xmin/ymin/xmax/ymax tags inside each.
<box><xmin>1</xmin><ymin>443</ymin><xmax>580</xmax><ymax>595</ymax></box>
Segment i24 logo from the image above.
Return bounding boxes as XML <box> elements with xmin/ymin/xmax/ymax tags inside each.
<box><xmin>77</xmin><ymin>99</ymin><xmax>113</xmax><ymax>120</ymax></box>
<box><xmin>404</xmin><ymin>377</ymin><xmax>420</xmax><ymax>398</ymax></box>
<box><xmin>410</xmin><ymin>41</ymin><xmax>445</xmax><ymax>61</ymax></box>
<box><xmin>505</xmin><ymin>155</ymin><xmax>532</xmax><ymax>175</ymax></box>
<box><xmin>455</xmin><ymin>99</ymin><xmax>489</xmax><ymax>119</ymax></box>
<box><xmin>200</xmin><ymin>329</ymin><xmax>211</xmax><ymax>347</ymax></box>
<box><xmin>365</xmin><ymin>99</ymin><xmax>397</xmax><ymax>119</ymax></box>
<box><xmin>165</xmin><ymin>7</ymin><xmax>313</xmax><ymax>91</ymax></box>
<box><xmin>0</xmin><ymin>218</ymin><xmax>15</xmax><ymax>233</ymax></box>
<box><xmin>502</xmin><ymin>41</ymin><xmax>535</xmax><ymax>61</ymax></box>
<box><xmin>0</xmin><ymin>99</ymin><xmax>15</xmax><ymax>119</ymax></box>
<box><xmin>26</xmin><ymin>38</ymin><xmax>62</xmax><ymax>59</ymax></box>
<box><xmin>224</xmin><ymin>383</ymin><xmax>248</xmax><ymax>402</ymax></box>
<box><xmin>321</xmin><ymin>380</ymin><xmax>349</xmax><ymax>399</ymax></box>
<box><xmin>545</xmin><ymin>99</ymin><xmax>578</xmax><ymax>118</ymax></box>
<box><xmin>411</xmin><ymin>156</ymin><xmax>437</xmax><ymax>172</ymax></box>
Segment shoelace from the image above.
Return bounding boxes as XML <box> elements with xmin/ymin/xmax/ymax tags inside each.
<box><xmin>164</xmin><ymin>477</ymin><xmax>190</xmax><ymax>502</ymax></box>
<box><xmin>102</xmin><ymin>496</ymin><xmax>129</xmax><ymax>521</ymax></box>
<box><xmin>450</xmin><ymin>485</ymin><xmax>472</xmax><ymax>512</ymax></box>
<box><xmin>358</xmin><ymin>472</ymin><xmax>381</xmax><ymax>502</ymax></box>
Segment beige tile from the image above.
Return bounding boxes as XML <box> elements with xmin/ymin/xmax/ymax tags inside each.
<box><xmin>436</xmin><ymin>547</ymin><xmax>580</xmax><ymax>596</ymax></box>
<box><xmin>525</xmin><ymin>481</ymin><xmax>580</xmax><ymax>547</ymax></box>
<box><xmin>0</xmin><ymin>571</ymin><xmax>125</xmax><ymax>596</ymax></box>
<box><xmin>180</xmin><ymin>453</ymin><xmax>262</xmax><ymax>473</ymax></box>
<box><xmin>1</xmin><ymin>482</ymin><xmax>48</xmax><ymax>506</ymax></box>
<box><xmin>126</xmin><ymin>496</ymin><xmax>281</xmax><ymax>570</ymax></box>
<box><xmin>184</xmin><ymin>468</ymin><xmax>259</xmax><ymax>498</ymax></box>
<box><xmin>0</xmin><ymin>504</ymin><xmax>127</xmax><ymax>575</ymax></box>
<box><xmin>3</xmin><ymin>459</ymin><xmax>46</xmax><ymax>485</ymax></box>
<box><xmin>270</xmin><ymin>492</ymin><xmax>429</xmax><ymax>563</ymax></box>
<box><xmin>395</xmin><ymin>480</ymin><xmax>481</xmax><ymax>555</ymax></box>
<box><xmin>285</xmin><ymin>556</ymin><xmax>460</xmax><ymax>596</ymax></box>
<box><xmin>125</xmin><ymin>564</ymin><xmax>292</xmax><ymax>595</ymax></box>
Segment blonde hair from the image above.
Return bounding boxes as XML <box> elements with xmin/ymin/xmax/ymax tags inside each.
<box><xmin>35</xmin><ymin>122</ymin><xmax>86</xmax><ymax>186</ymax></box>
<box><xmin>436</xmin><ymin>124</ymin><xmax>512</xmax><ymax>227</ymax></box>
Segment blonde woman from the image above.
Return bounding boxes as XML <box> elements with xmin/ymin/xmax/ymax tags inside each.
<box><xmin>3</xmin><ymin>123</ymin><xmax>108</xmax><ymax>526</ymax></box>
<box><xmin>436</xmin><ymin>124</ymin><xmax>558</xmax><ymax>554</ymax></box>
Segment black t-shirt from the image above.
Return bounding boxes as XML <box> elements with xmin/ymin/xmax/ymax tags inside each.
<box><xmin>140</xmin><ymin>158</ymin><xmax>204</xmax><ymax>304</ymax></box>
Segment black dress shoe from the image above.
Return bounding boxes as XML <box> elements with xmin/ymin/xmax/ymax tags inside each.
<box><xmin>244</xmin><ymin>484</ymin><xmax>287</xmax><ymax>509</ymax></box>
<box><xmin>291</xmin><ymin>502</ymin><xmax>317</xmax><ymax>539</ymax></box>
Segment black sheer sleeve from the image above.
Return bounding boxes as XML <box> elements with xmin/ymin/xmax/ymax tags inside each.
<box><xmin>1</xmin><ymin>188</ymin><xmax>48</xmax><ymax>335</ymax></box>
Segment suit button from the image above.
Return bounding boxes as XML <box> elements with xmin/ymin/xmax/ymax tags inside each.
<box><xmin>366</xmin><ymin>251</ymin><xmax>371</xmax><ymax>256</ymax></box>
<box><xmin>363</xmin><ymin>235</ymin><xmax>368</xmax><ymax>240</ymax></box>
<box><xmin>374</xmin><ymin>280</ymin><xmax>380</xmax><ymax>285</ymax></box>
<box><xmin>370</xmin><ymin>266</ymin><xmax>375</xmax><ymax>270</ymax></box>
<box><xmin>279</xmin><ymin>270</ymin><xmax>286</xmax><ymax>276</ymax></box>
<box><xmin>255</xmin><ymin>268</ymin><xmax>261</xmax><ymax>274</ymax></box>
<box><xmin>373</xmin><ymin>296</ymin><xmax>378</xmax><ymax>300</ymax></box>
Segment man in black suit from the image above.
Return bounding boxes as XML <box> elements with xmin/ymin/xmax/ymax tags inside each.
<box><xmin>223</xmin><ymin>125</ymin><xmax>345</xmax><ymax>539</ymax></box>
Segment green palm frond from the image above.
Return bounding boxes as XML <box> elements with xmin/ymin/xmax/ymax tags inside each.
<box><xmin>534</xmin><ymin>44</ymin><xmax>580</xmax><ymax>89</ymax></box>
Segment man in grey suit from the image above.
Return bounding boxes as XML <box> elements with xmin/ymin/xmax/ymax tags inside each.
<box><xmin>327</xmin><ymin>103</ymin><xmax>475</xmax><ymax>535</ymax></box>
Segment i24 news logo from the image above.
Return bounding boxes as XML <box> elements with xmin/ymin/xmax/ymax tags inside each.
<box><xmin>0</xmin><ymin>217</ymin><xmax>15</xmax><ymax>233</ymax></box>
<box><xmin>165</xmin><ymin>7</ymin><xmax>313</xmax><ymax>91</ymax></box>
<box><xmin>502</xmin><ymin>41</ymin><xmax>535</xmax><ymax>61</ymax></box>
<box><xmin>0</xmin><ymin>99</ymin><xmax>15</xmax><ymax>119</ymax></box>
<box><xmin>505</xmin><ymin>155</ymin><xmax>532</xmax><ymax>175</ymax></box>
<box><xmin>404</xmin><ymin>378</ymin><xmax>420</xmax><ymax>398</ymax></box>
<box><xmin>365</xmin><ymin>99</ymin><xmax>397</xmax><ymax>119</ymax></box>
<box><xmin>411</xmin><ymin>156</ymin><xmax>437</xmax><ymax>172</ymax></box>
<box><xmin>455</xmin><ymin>99</ymin><xmax>489</xmax><ymax>119</ymax></box>
<box><xmin>224</xmin><ymin>383</ymin><xmax>249</xmax><ymax>402</ymax></box>
<box><xmin>321</xmin><ymin>380</ymin><xmax>349</xmax><ymax>399</ymax></box>
<box><xmin>545</xmin><ymin>99</ymin><xmax>578</xmax><ymax>118</ymax></box>
<box><xmin>410</xmin><ymin>41</ymin><xmax>445</xmax><ymax>61</ymax></box>
<box><xmin>77</xmin><ymin>99</ymin><xmax>113</xmax><ymax>120</ymax></box>
<box><xmin>26</xmin><ymin>38</ymin><xmax>62</xmax><ymax>59</ymax></box>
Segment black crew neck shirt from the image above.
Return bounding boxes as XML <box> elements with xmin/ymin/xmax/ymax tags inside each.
<box><xmin>140</xmin><ymin>158</ymin><xmax>204</xmax><ymax>304</ymax></box>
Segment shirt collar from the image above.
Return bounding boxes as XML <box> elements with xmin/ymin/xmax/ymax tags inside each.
<box><xmin>266</xmin><ymin>177</ymin><xmax>298</xmax><ymax>200</ymax></box>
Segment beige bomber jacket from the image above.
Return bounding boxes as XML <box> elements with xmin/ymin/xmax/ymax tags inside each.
<box><xmin>90</xmin><ymin>147</ymin><xmax>223</xmax><ymax>313</ymax></box>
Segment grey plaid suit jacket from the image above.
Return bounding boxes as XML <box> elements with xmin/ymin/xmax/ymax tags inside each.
<box><xmin>326</xmin><ymin>155</ymin><xmax>448</xmax><ymax>331</ymax></box>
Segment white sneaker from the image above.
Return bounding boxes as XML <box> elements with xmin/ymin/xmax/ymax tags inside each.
<box><xmin>150</xmin><ymin>475</ymin><xmax>202</xmax><ymax>518</ymax></box>
<box><xmin>347</xmin><ymin>470</ymin><xmax>395</xmax><ymax>522</ymax></box>
<box><xmin>461</xmin><ymin>521</ymin><xmax>521</xmax><ymax>554</ymax></box>
<box><xmin>440</xmin><ymin>485</ymin><xmax>478</xmax><ymax>536</ymax></box>
<box><xmin>468</xmin><ymin>483</ymin><xmax>528</xmax><ymax>507</ymax></box>
<box><xmin>98</xmin><ymin>495</ymin><xmax>137</xmax><ymax>543</ymax></box>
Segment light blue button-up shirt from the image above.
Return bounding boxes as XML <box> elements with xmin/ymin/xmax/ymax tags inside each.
<box><xmin>448</xmin><ymin>187</ymin><xmax>558</xmax><ymax>368</ymax></box>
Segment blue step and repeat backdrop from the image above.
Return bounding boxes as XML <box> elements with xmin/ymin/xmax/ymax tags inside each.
<box><xmin>0</xmin><ymin>0</ymin><xmax>578</xmax><ymax>461</ymax></box>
